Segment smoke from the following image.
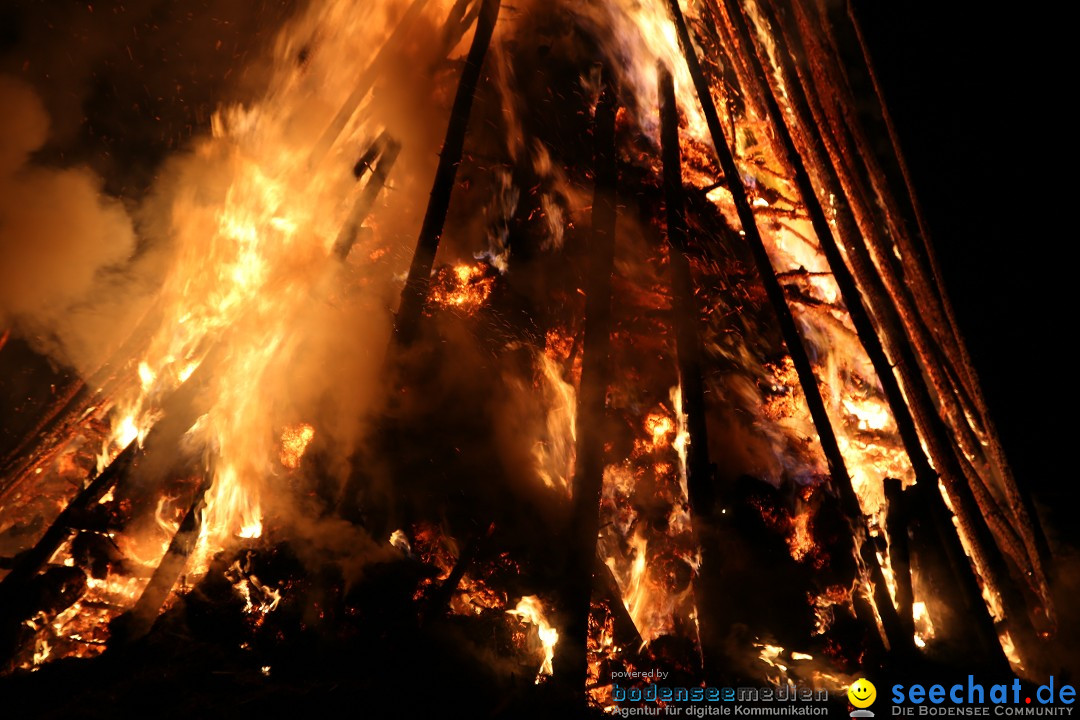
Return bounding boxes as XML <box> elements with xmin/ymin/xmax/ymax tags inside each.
<box><xmin>0</xmin><ymin>75</ymin><xmax>140</xmax><ymax>375</ymax></box>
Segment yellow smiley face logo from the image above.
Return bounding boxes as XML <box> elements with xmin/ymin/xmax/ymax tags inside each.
<box><xmin>848</xmin><ymin>678</ymin><xmax>877</xmax><ymax>708</ymax></box>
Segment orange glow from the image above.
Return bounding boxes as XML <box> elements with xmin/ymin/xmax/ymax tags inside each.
<box><xmin>279</xmin><ymin>422</ymin><xmax>316</xmax><ymax>469</ymax></box>
<box><xmin>507</xmin><ymin>595</ymin><xmax>559</xmax><ymax>682</ymax></box>
<box><xmin>427</xmin><ymin>262</ymin><xmax>495</xmax><ymax>313</ymax></box>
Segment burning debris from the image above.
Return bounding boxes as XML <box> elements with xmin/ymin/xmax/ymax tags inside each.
<box><xmin>0</xmin><ymin>0</ymin><xmax>1067</xmax><ymax>715</ymax></box>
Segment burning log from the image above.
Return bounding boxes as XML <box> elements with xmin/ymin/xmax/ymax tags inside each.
<box><xmin>658</xmin><ymin>66</ymin><xmax>714</xmax><ymax>520</ymax></box>
<box><xmin>842</xmin><ymin>0</ymin><xmax>1052</xmax><ymax>611</ymax></box>
<box><xmin>332</xmin><ymin>132</ymin><xmax>402</xmax><ymax>260</ymax></box>
<box><xmin>394</xmin><ymin>0</ymin><xmax>502</xmax><ymax>345</ymax></box>
<box><xmin>664</xmin><ymin>0</ymin><xmax>908</xmax><ymax>654</ymax></box>
<box><xmin>809</xmin><ymin>3</ymin><xmax>987</xmax><ymax>452</ymax></box>
<box><xmin>785</xmin><ymin>2</ymin><xmax>983</xmax><ymax>446</ymax></box>
<box><xmin>552</xmin><ymin>69</ymin><xmax>618</xmax><ymax>697</ymax></box>
<box><xmin>750</xmin><ymin>0</ymin><xmax>1041</xmax><ymax>659</ymax></box>
<box><xmin>0</xmin><ymin>108</ymin><xmax>404</xmax><ymax>664</ymax></box>
<box><xmin>657</xmin><ymin>63</ymin><xmax>725</xmax><ymax>677</ymax></box>
<box><xmin>0</xmin><ymin>441</ymin><xmax>135</xmax><ymax>612</ymax></box>
<box><xmin>111</xmin><ymin>475</ymin><xmax>213</xmax><ymax>643</ymax></box>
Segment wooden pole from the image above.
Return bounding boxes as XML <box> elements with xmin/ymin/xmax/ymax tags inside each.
<box><xmin>664</xmin><ymin>0</ymin><xmax>906</xmax><ymax>651</ymax></box>
<box><xmin>755</xmin><ymin>0</ymin><xmax>1037</xmax><ymax>658</ymax></box>
<box><xmin>333</xmin><ymin>134</ymin><xmax>402</xmax><ymax>260</ymax></box>
<box><xmin>0</xmin><ymin>442</ymin><xmax>135</xmax><ymax>614</ymax></box>
<box><xmin>659</xmin><ymin>66</ymin><xmax>714</xmax><ymax>520</ymax></box>
<box><xmin>658</xmin><ymin>64</ymin><xmax>725</xmax><ymax>676</ymax></box>
<box><xmin>845</xmin><ymin>0</ymin><xmax>1053</xmax><ymax>607</ymax></box>
<box><xmin>552</xmin><ymin>69</ymin><xmax>618</xmax><ymax>697</ymax></box>
<box><xmin>393</xmin><ymin>0</ymin><xmax>502</xmax><ymax>345</ymax></box>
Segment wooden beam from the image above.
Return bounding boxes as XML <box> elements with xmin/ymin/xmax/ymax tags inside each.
<box><xmin>552</xmin><ymin>69</ymin><xmax>618</xmax><ymax>698</ymax></box>
<box><xmin>393</xmin><ymin>0</ymin><xmax>502</xmax><ymax>345</ymax></box>
<box><xmin>665</xmin><ymin>0</ymin><xmax>906</xmax><ymax>652</ymax></box>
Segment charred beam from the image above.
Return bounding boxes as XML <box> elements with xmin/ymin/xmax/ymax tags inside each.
<box><xmin>845</xmin><ymin>0</ymin><xmax>1053</xmax><ymax>610</ymax></box>
<box><xmin>111</xmin><ymin>474</ymin><xmax>212</xmax><ymax>644</ymax></box>
<box><xmin>665</xmin><ymin>0</ymin><xmax>907</xmax><ymax>652</ymax></box>
<box><xmin>0</xmin><ymin>330</ymin><xmax>219</xmax><ymax>638</ymax></box>
<box><xmin>659</xmin><ymin>64</ymin><xmax>724</xmax><ymax>677</ymax></box>
<box><xmin>754</xmin><ymin>0</ymin><xmax>1035</xmax><ymax>661</ymax></box>
<box><xmin>552</xmin><ymin>70</ymin><xmax>618</xmax><ymax>698</ymax></box>
<box><xmin>393</xmin><ymin>0</ymin><xmax>501</xmax><ymax>345</ymax></box>
<box><xmin>0</xmin><ymin>441</ymin><xmax>136</xmax><ymax>614</ymax></box>
<box><xmin>659</xmin><ymin>65</ymin><xmax>714</xmax><ymax>519</ymax></box>
<box><xmin>333</xmin><ymin>133</ymin><xmax>403</xmax><ymax>260</ymax></box>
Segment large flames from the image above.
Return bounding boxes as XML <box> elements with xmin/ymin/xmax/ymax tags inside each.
<box><xmin>0</xmin><ymin>0</ymin><xmax>1036</xmax><ymax>700</ymax></box>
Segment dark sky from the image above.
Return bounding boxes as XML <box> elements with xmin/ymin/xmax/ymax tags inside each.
<box><xmin>852</xmin><ymin>2</ymin><xmax>1077</xmax><ymax>547</ymax></box>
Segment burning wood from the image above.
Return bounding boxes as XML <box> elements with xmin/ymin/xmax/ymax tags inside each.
<box><xmin>0</xmin><ymin>0</ymin><xmax>1067</xmax><ymax>715</ymax></box>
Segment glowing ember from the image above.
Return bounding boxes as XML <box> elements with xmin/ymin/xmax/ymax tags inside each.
<box><xmin>226</xmin><ymin>554</ymin><xmax>282</xmax><ymax>620</ymax></box>
<box><xmin>279</xmin><ymin>422</ymin><xmax>316</xmax><ymax>469</ymax></box>
<box><xmin>427</xmin><ymin>262</ymin><xmax>495</xmax><ymax>312</ymax></box>
<box><xmin>645</xmin><ymin>413</ymin><xmax>674</xmax><ymax>447</ymax></box>
<box><xmin>788</xmin><ymin>512</ymin><xmax>814</xmax><ymax>563</ymax></box>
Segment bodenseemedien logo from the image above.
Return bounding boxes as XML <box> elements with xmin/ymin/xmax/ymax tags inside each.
<box><xmin>849</xmin><ymin>678</ymin><xmax>877</xmax><ymax>719</ymax></box>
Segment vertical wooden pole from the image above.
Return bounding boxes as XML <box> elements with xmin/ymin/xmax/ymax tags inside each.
<box><xmin>552</xmin><ymin>69</ymin><xmax>618</xmax><ymax>698</ymax></box>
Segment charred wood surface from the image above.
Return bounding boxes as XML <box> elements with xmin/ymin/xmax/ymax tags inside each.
<box><xmin>333</xmin><ymin>133</ymin><xmax>402</xmax><ymax>260</ymax></box>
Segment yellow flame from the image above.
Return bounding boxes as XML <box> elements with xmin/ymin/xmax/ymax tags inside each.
<box><xmin>507</xmin><ymin>595</ymin><xmax>559</xmax><ymax>682</ymax></box>
<box><xmin>533</xmin><ymin>351</ymin><xmax>577</xmax><ymax>495</ymax></box>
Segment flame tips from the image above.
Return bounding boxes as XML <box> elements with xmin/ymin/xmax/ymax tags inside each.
<box><xmin>507</xmin><ymin>595</ymin><xmax>559</xmax><ymax>682</ymax></box>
